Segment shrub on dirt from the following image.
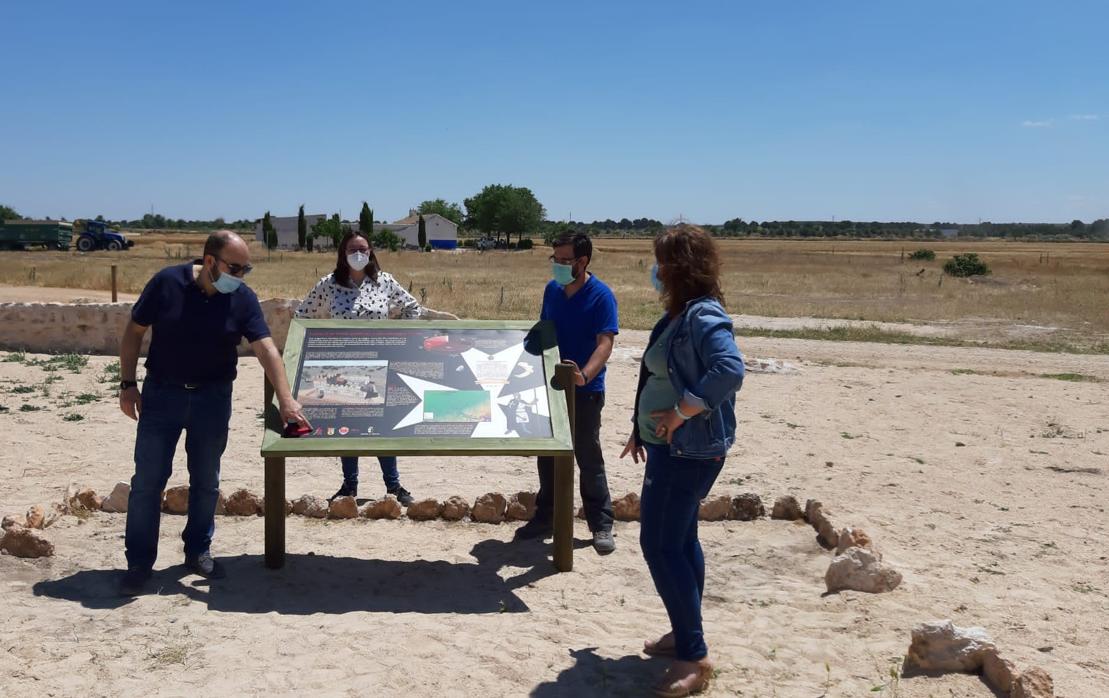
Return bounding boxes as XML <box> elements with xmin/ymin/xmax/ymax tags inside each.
<box><xmin>944</xmin><ymin>253</ymin><xmax>990</xmax><ymax>277</ymax></box>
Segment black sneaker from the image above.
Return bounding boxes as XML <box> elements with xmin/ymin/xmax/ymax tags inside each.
<box><xmin>388</xmin><ymin>486</ymin><xmax>415</xmax><ymax>506</ymax></box>
<box><xmin>513</xmin><ymin>518</ymin><xmax>554</xmax><ymax>540</ymax></box>
<box><xmin>330</xmin><ymin>481</ymin><xmax>357</xmax><ymax>502</ymax></box>
<box><xmin>118</xmin><ymin>567</ymin><xmax>152</xmax><ymax>597</ymax></box>
<box><xmin>184</xmin><ymin>551</ymin><xmax>226</xmax><ymax>579</ymax></box>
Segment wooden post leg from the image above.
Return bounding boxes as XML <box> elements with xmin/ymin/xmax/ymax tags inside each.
<box><xmin>552</xmin><ymin>362</ymin><xmax>577</xmax><ymax>573</ymax></box>
<box><xmin>264</xmin><ymin>456</ymin><xmax>286</xmax><ymax>569</ymax></box>
<box><xmin>553</xmin><ymin>454</ymin><xmax>574</xmax><ymax>572</ymax></box>
<box><xmin>263</xmin><ymin>375</ymin><xmax>285</xmax><ymax>568</ymax></box>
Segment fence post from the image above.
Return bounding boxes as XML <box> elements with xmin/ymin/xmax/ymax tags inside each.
<box><xmin>111</xmin><ymin>265</ymin><xmax>118</xmax><ymax>302</ymax></box>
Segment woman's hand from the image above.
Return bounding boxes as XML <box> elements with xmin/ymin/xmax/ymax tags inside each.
<box><xmin>620</xmin><ymin>433</ymin><xmax>645</xmax><ymax>463</ymax></box>
<box><xmin>648</xmin><ymin>407</ymin><xmax>683</xmax><ymax>444</ymax></box>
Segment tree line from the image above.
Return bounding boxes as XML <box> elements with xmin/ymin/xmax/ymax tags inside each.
<box><xmin>4</xmin><ymin>199</ymin><xmax>1106</xmax><ymax>242</ymax></box>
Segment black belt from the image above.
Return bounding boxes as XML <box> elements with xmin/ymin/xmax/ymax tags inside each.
<box><xmin>146</xmin><ymin>375</ymin><xmax>226</xmax><ymax>390</ymax></box>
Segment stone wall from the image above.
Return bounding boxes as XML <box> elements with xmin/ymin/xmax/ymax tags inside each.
<box><xmin>0</xmin><ymin>299</ymin><xmax>300</xmax><ymax>356</ymax></box>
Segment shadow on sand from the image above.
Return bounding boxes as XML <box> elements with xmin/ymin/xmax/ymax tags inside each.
<box><xmin>530</xmin><ymin>647</ymin><xmax>661</xmax><ymax>697</ymax></box>
<box><xmin>33</xmin><ymin>536</ymin><xmax>591</xmax><ymax>615</ymax></box>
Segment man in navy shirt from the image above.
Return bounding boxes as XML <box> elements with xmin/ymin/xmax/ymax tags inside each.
<box><xmin>516</xmin><ymin>233</ymin><xmax>619</xmax><ymax>554</ymax></box>
<box><xmin>116</xmin><ymin>231</ymin><xmax>308</xmax><ymax>596</ymax></box>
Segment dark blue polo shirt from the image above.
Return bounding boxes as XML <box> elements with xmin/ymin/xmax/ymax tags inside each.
<box><xmin>131</xmin><ymin>262</ymin><xmax>270</xmax><ymax>384</ymax></box>
<box><xmin>540</xmin><ymin>274</ymin><xmax>619</xmax><ymax>393</ymax></box>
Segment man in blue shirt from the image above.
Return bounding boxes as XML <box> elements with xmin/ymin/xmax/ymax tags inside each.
<box><xmin>515</xmin><ymin>233</ymin><xmax>619</xmax><ymax>554</ymax></box>
<box><xmin>116</xmin><ymin>231</ymin><xmax>308</xmax><ymax>596</ymax></box>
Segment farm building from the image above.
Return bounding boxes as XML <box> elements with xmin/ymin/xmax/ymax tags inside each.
<box><xmin>388</xmin><ymin>212</ymin><xmax>459</xmax><ymax>250</ymax></box>
<box><xmin>253</xmin><ymin>214</ymin><xmax>327</xmax><ymax>249</ymax></box>
<box><xmin>255</xmin><ymin>211</ymin><xmax>458</xmax><ymax>250</ymax></box>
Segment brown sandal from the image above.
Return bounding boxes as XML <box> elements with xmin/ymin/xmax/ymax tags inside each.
<box><xmin>652</xmin><ymin>658</ymin><xmax>712</xmax><ymax>698</ymax></box>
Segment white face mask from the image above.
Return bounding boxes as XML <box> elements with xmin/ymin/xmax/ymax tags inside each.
<box><xmin>347</xmin><ymin>251</ymin><xmax>370</xmax><ymax>271</ymax></box>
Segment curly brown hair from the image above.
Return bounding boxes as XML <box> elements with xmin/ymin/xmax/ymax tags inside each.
<box><xmin>654</xmin><ymin>224</ymin><xmax>724</xmax><ymax>316</ymax></box>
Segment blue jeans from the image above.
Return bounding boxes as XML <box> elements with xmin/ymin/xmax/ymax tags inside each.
<box><xmin>125</xmin><ymin>379</ymin><xmax>232</xmax><ymax>571</ymax></box>
<box><xmin>340</xmin><ymin>456</ymin><xmax>400</xmax><ymax>491</ymax></box>
<box><xmin>639</xmin><ymin>443</ymin><xmax>725</xmax><ymax>661</ymax></box>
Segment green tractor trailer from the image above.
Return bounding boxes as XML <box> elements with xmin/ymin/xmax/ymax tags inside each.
<box><xmin>0</xmin><ymin>219</ymin><xmax>134</xmax><ymax>251</ymax></box>
<box><xmin>0</xmin><ymin>220</ymin><xmax>74</xmax><ymax>250</ymax></box>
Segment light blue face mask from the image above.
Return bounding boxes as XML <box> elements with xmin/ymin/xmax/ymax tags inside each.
<box><xmin>552</xmin><ymin>261</ymin><xmax>575</xmax><ymax>287</ymax></box>
<box><xmin>212</xmin><ymin>267</ymin><xmax>243</xmax><ymax>294</ymax></box>
<box><xmin>651</xmin><ymin>263</ymin><xmax>663</xmax><ymax>293</ymax></box>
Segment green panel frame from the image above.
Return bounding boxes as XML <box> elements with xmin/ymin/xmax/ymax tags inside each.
<box><xmin>260</xmin><ymin>319</ymin><xmax>574</xmax><ymax>458</ymax></box>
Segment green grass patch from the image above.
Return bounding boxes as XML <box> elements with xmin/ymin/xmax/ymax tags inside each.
<box><xmin>20</xmin><ymin>404</ymin><xmax>43</xmax><ymax>412</ymax></box>
<box><xmin>98</xmin><ymin>360</ymin><xmax>122</xmax><ymax>384</ymax></box>
<box><xmin>9</xmin><ymin>385</ymin><xmax>36</xmax><ymax>394</ymax></box>
<box><xmin>28</xmin><ymin>353</ymin><xmax>89</xmax><ymax>373</ymax></box>
<box><xmin>73</xmin><ymin>393</ymin><xmax>101</xmax><ymax>404</ymax></box>
<box><xmin>2</xmin><ymin>351</ymin><xmax>27</xmax><ymax>363</ymax></box>
<box><xmin>1039</xmin><ymin>373</ymin><xmax>1101</xmax><ymax>383</ymax></box>
<box><xmin>63</xmin><ymin>413</ymin><xmax>85</xmax><ymax>422</ymax></box>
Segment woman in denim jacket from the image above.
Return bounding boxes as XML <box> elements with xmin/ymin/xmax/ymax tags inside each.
<box><xmin>621</xmin><ymin>224</ymin><xmax>745</xmax><ymax>697</ymax></box>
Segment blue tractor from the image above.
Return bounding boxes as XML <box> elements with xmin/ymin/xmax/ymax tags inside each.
<box><xmin>73</xmin><ymin>220</ymin><xmax>134</xmax><ymax>252</ymax></box>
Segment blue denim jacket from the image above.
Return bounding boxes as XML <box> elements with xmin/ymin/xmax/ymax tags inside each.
<box><xmin>632</xmin><ymin>297</ymin><xmax>745</xmax><ymax>458</ymax></box>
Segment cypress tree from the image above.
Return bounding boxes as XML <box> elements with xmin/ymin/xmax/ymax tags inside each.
<box><xmin>297</xmin><ymin>205</ymin><xmax>307</xmax><ymax>249</ymax></box>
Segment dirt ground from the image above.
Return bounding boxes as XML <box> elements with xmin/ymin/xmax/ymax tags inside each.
<box><xmin>1</xmin><ymin>331</ymin><xmax>1107</xmax><ymax>697</ymax></box>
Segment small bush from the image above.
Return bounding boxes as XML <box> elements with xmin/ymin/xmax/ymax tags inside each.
<box><xmin>2</xmin><ymin>352</ymin><xmax>27</xmax><ymax>363</ymax></box>
<box><xmin>20</xmin><ymin>404</ymin><xmax>43</xmax><ymax>412</ymax></box>
<box><xmin>63</xmin><ymin>413</ymin><xmax>85</xmax><ymax>422</ymax></box>
<box><xmin>908</xmin><ymin>249</ymin><xmax>935</xmax><ymax>261</ymax></box>
<box><xmin>517</xmin><ymin>238</ymin><xmax>534</xmax><ymax>250</ymax></box>
<box><xmin>944</xmin><ymin>253</ymin><xmax>991</xmax><ymax>277</ymax></box>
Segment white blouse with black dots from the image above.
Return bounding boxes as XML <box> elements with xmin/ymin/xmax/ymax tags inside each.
<box><xmin>295</xmin><ymin>271</ymin><xmax>423</xmax><ymax>320</ymax></box>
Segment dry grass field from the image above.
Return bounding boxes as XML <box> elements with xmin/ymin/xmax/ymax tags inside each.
<box><xmin>1</xmin><ymin>234</ymin><xmax>1106</xmax><ymax>352</ymax></box>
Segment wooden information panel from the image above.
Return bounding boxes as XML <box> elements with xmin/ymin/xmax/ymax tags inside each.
<box><xmin>260</xmin><ymin>319</ymin><xmax>577</xmax><ymax>571</ymax></box>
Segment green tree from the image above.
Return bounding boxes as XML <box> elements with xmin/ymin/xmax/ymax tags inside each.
<box><xmin>416</xmin><ymin>198</ymin><xmax>464</xmax><ymax>226</ymax></box>
<box><xmin>0</xmin><ymin>204</ymin><xmax>20</xmax><ymax>220</ymax></box>
<box><xmin>297</xmin><ymin>205</ymin><xmax>307</xmax><ymax>249</ymax></box>
<box><xmin>263</xmin><ymin>211</ymin><xmax>278</xmax><ymax>249</ymax></box>
<box><xmin>359</xmin><ymin>202</ymin><xmax>373</xmax><ymax>235</ymax></box>
<box><xmin>311</xmin><ymin>213</ymin><xmax>345</xmax><ymax>249</ymax></box>
<box><xmin>371</xmin><ymin>229</ymin><xmax>401</xmax><ymax>252</ymax></box>
<box><xmin>463</xmin><ymin>184</ymin><xmax>546</xmax><ymax>247</ymax></box>
<box><xmin>417</xmin><ymin>214</ymin><xmax>427</xmax><ymax>249</ymax></box>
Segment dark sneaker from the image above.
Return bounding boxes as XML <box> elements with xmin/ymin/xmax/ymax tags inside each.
<box><xmin>184</xmin><ymin>551</ymin><xmax>227</xmax><ymax>579</ymax></box>
<box><xmin>592</xmin><ymin>530</ymin><xmax>616</xmax><ymax>555</ymax></box>
<box><xmin>514</xmin><ymin>518</ymin><xmax>554</xmax><ymax>540</ymax></box>
<box><xmin>118</xmin><ymin>567</ymin><xmax>152</xmax><ymax>597</ymax></box>
<box><xmin>388</xmin><ymin>486</ymin><xmax>415</xmax><ymax>506</ymax></box>
<box><xmin>330</xmin><ymin>480</ymin><xmax>357</xmax><ymax>502</ymax></box>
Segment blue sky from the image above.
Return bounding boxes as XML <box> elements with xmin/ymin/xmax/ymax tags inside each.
<box><xmin>3</xmin><ymin>1</ymin><xmax>1106</xmax><ymax>224</ymax></box>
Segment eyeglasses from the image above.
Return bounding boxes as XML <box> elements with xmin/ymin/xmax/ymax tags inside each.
<box><xmin>217</xmin><ymin>256</ymin><xmax>253</xmax><ymax>277</ymax></box>
<box><xmin>549</xmin><ymin>255</ymin><xmax>578</xmax><ymax>265</ymax></box>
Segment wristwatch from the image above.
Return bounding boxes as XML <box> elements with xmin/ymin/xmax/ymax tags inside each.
<box><xmin>120</xmin><ymin>380</ymin><xmax>138</xmax><ymax>391</ymax></box>
<box><xmin>673</xmin><ymin>403</ymin><xmax>694</xmax><ymax>421</ymax></box>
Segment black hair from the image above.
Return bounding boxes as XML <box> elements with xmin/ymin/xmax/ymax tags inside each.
<box><xmin>203</xmin><ymin>231</ymin><xmax>233</xmax><ymax>259</ymax></box>
<box><xmin>552</xmin><ymin>232</ymin><xmax>592</xmax><ymax>262</ymax></box>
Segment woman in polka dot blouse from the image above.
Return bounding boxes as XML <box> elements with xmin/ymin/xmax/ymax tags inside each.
<box><xmin>296</xmin><ymin>230</ymin><xmax>457</xmax><ymax>504</ymax></box>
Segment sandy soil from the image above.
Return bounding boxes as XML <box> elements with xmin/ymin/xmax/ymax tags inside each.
<box><xmin>0</xmin><ymin>284</ymin><xmax>138</xmax><ymax>304</ymax></box>
<box><xmin>2</xmin><ymin>332</ymin><xmax>1107</xmax><ymax>697</ymax></box>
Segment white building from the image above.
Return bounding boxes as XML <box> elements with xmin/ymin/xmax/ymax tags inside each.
<box><xmin>389</xmin><ymin>212</ymin><xmax>459</xmax><ymax>250</ymax></box>
<box><xmin>255</xmin><ymin>211</ymin><xmax>459</xmax><ymax>250</ymax></box>
<box><xmin>254</xmin><ymin>214</ymin><xmax>327</xmax><ymax>249</ymax></box>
